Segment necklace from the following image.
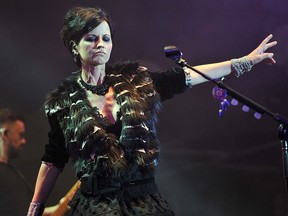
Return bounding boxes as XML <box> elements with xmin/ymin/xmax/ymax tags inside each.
<box><xmin>79</xmin><ymin>76</ymin><xmax>110</xmax><ymax>96</ymax></box>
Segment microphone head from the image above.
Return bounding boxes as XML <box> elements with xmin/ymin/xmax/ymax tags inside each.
<box><xmin>164</xmin><ymin>45</ymin><xmax>183</xmax><ymax>61</ymax></box>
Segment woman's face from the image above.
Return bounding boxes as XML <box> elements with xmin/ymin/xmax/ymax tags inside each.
<box><xmin>76</xmin><ymin>21</ymin><xmax>113</xmax><ymax>67</ymax></box>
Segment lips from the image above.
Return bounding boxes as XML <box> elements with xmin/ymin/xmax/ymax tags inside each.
<box><xmin>93</xmin><ymin>51</ymin><xmax>106</xmax><ymax>55</ymax></box>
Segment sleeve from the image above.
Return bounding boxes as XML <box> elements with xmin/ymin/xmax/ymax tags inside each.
<box><xmin>41</xmin><ymin>112</ymin><xmax>69</xmax><ymax>169</ymax></box>
<box><xmin>149</xmin><ymin>67</ymin><xmax>187</xmax><ymax>102</ymax></box>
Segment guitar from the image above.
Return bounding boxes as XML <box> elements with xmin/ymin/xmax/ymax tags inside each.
<box><xmin>50</xmin><ymin>180</ymin><xmax>81</xmax><ymax>216</ymax></box>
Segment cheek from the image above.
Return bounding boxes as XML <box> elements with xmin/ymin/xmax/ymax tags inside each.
<box><xmin>78</xmin><ymin>43</ymin><xmax>91</xmax><ymax>53</ymax></box>
<box><xmin>9</xmin><ymin>138</ymin><xmax>18</xmax><ymax>148</ymax></box>
<box><xmin>9</xmin><ymin>134</ymin><xmax>20</xmax><ymax>143</ymax></box>
<box><xmin>82</xmin><ymin>46</ymin><xmax>92</xmax><ymax>55</ymax></box>
<box><xmin>13</xmin><ymin>138</ymin><xmax>23</xmax><ymax>148</ymax></box>
<box><xmin>107</xmin><ymin>44</ymin><xmax>113</xmax><ymax>54</ymax></box>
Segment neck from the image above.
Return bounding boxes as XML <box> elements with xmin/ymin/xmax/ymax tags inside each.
<box><xmin>81</xmin><ymin>64</ymin><xmax>106</xmax><ymax>86</ymax></box>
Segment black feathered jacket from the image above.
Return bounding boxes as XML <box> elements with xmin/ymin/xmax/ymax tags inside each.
<box><xmin>42</xmin><ymin>62</ymin><xmax>187</xmax><ymax>182</ymax></box>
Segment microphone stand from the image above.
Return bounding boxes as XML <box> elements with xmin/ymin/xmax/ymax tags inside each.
<box><xmin>164</xmin><ymin>45</ymin><xmax>288</xmax><ymax>210</ymax></box>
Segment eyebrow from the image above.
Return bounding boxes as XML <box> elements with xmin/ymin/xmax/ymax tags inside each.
<box><xmin>86</xmin><ymin>33</ymin><xmax>111</xmax><ymax>36</ymax></box>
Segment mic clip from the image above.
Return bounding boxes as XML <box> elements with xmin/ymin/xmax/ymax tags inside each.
<box><xmin>164</xmin><ymin>45</ymin><xmax>186</xmax><ymax>67</ymax></box>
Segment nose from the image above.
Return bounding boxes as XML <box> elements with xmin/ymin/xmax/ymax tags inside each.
<box><xmin>95</xmin><ymin>38</ymin><xmax>105</xmax><ymax>49</ymax></box>
<box><xmin>21</xmin><ymin>138</ymin><xmax>26</xmax><ymax>146</ymax></box>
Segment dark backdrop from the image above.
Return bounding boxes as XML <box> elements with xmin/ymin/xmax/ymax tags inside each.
<box><xmin>1</xmin><ymin>1</ymin><xmax>288</xmax><ymax>215</ymax></box>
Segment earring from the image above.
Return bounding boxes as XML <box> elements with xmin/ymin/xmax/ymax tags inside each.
<box><xmin>70</xmin><ymin>41</ymin><xmax>81</xmax><ymax>67</ymax></box>
<box><xmin>72</xmin><ymin>51</ymin><xmax>80</xmax><ymax>66</ymax></box>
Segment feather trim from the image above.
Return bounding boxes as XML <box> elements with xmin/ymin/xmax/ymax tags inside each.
<box><xmin>45</xmin><ymin>61</ymin><xmax>161</xmax><ymax>179</ymax></box>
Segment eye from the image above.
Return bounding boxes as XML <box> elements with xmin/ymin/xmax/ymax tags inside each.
<box><xmin>85</xmin><ymin>35</ymin><xmax>99</xmax><ymax>42</ymax></box>
<box><xmin>103</xmin><ymin>35</ymin><xmax>111</xmax><ymax>42</ymax></box>
<box><xmin>19</xmin><ymin>132</ymin><xmax>25</xmax><ymax>140</ymax></box>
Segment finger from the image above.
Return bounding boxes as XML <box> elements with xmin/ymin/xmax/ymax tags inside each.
<box><xmin>263</xmin><ymin>58</ymin><xmax>276</xmax><ymax>65</ymax></box>
<box><xmin>261</xmin><ymin>52</ymin><xmax>276</xmax><ymax>64</ymax></box>
<box><xmin>265</xmin><ymin>41</ymin><xmax>277</xmax><ymax>50</ymax></box>
<box><xmin>261</xmin><ymin>52</ymin><xmax>274</xmax><ymax>60</ymax></box>
<box><xmin>271</xmin><ymin>58</ymin><xmax>276</xmax><ymax>64</ymax></box>
<box><xmin>260</xmin><ymin>34</ymin><xmax>273</xmax><ymax>47</ymax></box>
<box><xmin>253</xmin><ymin>34</ymin><xmax>274</xmax><ymax>54</ymax></box>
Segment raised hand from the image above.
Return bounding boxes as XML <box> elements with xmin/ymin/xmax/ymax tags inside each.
<box><xmin>247</xmin><ymin>34</ymin><xmax>277</xmax><ymax>65</ymax></box>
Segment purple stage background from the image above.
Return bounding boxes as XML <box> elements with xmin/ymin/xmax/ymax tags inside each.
<box><xmin>1</xmin><ymin>1</ymin><xmax>288</xmax><ymax>215</ymax></box>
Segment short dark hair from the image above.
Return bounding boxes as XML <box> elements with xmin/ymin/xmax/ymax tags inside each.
<box><xmin>0</xmin><ymin>108</ymin><xmax>25</xmax><ymax>126</ymax></box>
<box><xmin>61</xmin><ymin>7</ymin><xmax>114</xmax><ymax>53</ymax></box>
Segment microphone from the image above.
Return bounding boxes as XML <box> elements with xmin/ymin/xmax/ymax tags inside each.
<box><xmin>164</xmin><ymin>45</ymin><xmax>186</xmax><ymax>66</ymax></box>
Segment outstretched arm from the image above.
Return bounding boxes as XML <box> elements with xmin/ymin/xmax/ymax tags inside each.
<box><xmin>187</xmin><ymin>34</ymin><xmax>277</xmax><ymax>86</ymax></box>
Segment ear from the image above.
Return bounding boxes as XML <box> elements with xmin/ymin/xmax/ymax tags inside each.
<box><xmin>3</xmin><ymin>129</ymin><xmax>8</xmax><ymax>137</ymax></box>
<box><xmin>0</xmin><ymin>128</ymin><xmax>8</xmax><ymax>142</ymax></box>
